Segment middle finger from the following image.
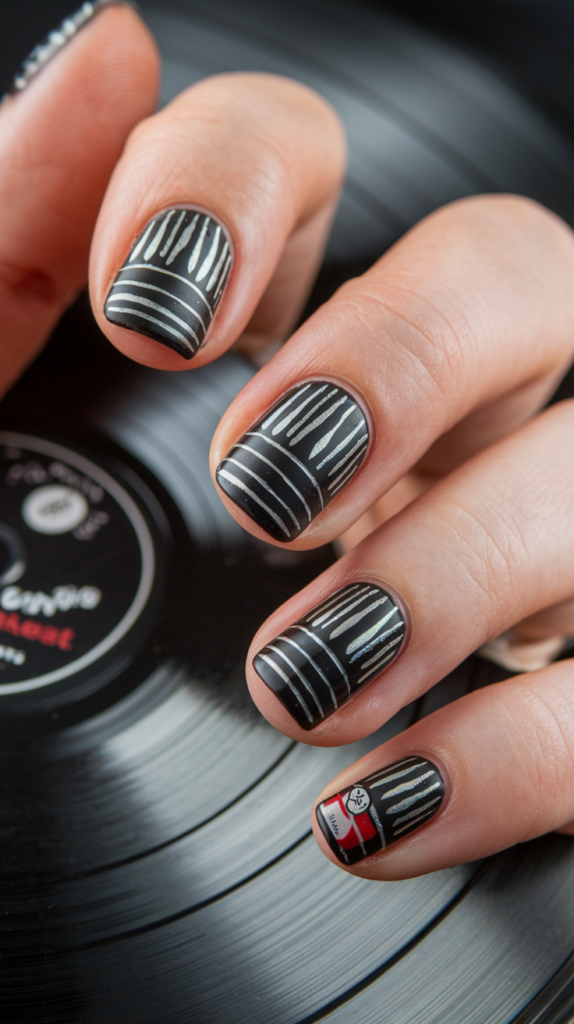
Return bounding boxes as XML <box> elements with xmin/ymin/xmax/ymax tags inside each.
<box><xmin>246</xmin><ymin>398</ymin><xmax>574</xmax><ymax>742</ymax></box>
<box><xmin>212</xmin><ymin>194</ymin><xmax>574</xmax><ymax>546</ymax></box>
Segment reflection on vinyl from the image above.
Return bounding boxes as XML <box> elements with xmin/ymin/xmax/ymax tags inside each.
<box><xmin>2</xmin><ymin>0</ymin><xmax>574</xmax><ymax>1022</ymax></box>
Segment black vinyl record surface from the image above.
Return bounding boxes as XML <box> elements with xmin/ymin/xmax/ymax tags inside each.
<box><xmin>3</xmin><ymin>2</ymin><xmax>574</xmax><ymax>1022</ymax></box>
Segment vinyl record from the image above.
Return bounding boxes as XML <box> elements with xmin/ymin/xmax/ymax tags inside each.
<box><xmin>2</xmin><ymin>2</ymin><xmax>574</xmax><ymax>1022</ymax></box>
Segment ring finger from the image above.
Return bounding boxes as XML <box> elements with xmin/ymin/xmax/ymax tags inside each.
<box><xmin>211</xmin><ymin>194</ymin><xmax>574</xmax><ymax>547</ymax></box>
<box><xmin>245</xmin><ymin>398</ymin><xmax>574</xmax><ymax>742</ymax></box>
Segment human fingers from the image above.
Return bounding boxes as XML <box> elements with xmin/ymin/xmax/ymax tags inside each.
<box><xmin>0</xmin><ymin>2</ymin><xmax>158</xmax><ymax>393</ymax></box>
<box><xmin>211</xmin><ymin>195</ymin><xmax>574</xmax><ymax>547</ymax></box>
<box><xmin>311</xmin><ymin>658</ymin><xmax>574</xmax><ymax>879</ymax></box>
<box><xmin>90</xmin><ymin>73</ymin><xmax>345</xmax><ymax>367</ymax></box>
<box><xmin>245</xmin><ymin>400</ymin><xmax>574</xmax><ymax>741</ymax></box>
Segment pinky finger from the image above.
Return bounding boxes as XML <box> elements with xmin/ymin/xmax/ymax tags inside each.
<box><xmin>313</xmin><ymin>659</ymin><xmax>574</xmax><ymax>879</ymax></box>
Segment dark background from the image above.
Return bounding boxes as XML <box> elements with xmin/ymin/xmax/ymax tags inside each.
<box><xmin>3</xmin><ymin>0</ymin><xmax>574</xmax><ymax>139</ymax></box>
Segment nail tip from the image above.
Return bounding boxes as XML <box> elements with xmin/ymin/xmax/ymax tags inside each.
<box><xmin>103</xmin><ymin>305</ymin><xmax>194</xmax><ymax>360</ymax></box>
<box><xmin>253</xmin><ymin>652</ymin><xmax>319</xmax><ymax>728</ymax></box>
<box><xmin>216</xmin><ymin>470</ymin><xmax>295</xmax><ymax>543</ymax></box>
<box><xmin>105</xmin><ymin>208</ymin><xmax>231</xmax><ymax>365</ymax></box>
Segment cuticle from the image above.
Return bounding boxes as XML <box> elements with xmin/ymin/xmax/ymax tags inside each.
<box><xmin>235</xmin><ymin>373</ymin><xmax>374</xmax><ymax>456</ymax></box>
<box><xmin>122</xmin><ymin>203</ymin><xmax>234</xmax><ymax>270</ymax></box>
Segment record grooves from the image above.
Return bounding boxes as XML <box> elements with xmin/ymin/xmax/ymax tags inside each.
<box><xmin>3</xmin><ymin>1</ymin><xmax>574</xmax><ymax>1022</ymax></box>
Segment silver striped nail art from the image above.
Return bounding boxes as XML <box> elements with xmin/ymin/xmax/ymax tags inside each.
<box><xmin>317</xmin><ymin>755</ymin><xmax>445</xmax><ymax>864</ymax></box>
<box><xmin>104</xmin><ymin>208</ymin><xmax>232</xmax><ymax>360</ymax></box>
<box><xmin>9</xmin><ymin>1</ymin><xmax>129</xmax><ymax>95</ymax></box>
<box><xmin>216</xmin><ymin>381</ymin><xmax>369</xmax><ymax>541</ymax></box>
<box><xmin>253</xmin><ymin>582</ymin><xmax>406</xmax><ymax>729</ymax></box>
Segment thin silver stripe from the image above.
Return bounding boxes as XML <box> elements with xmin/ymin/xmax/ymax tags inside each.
<box><xmin>298</xmin><ymin>626</ymin><xmax>351</xmax><ymax>695</ymax></box>
<box><xmin>316</xmin><ymin>420</ymin><xmax>366</xmax><ymax>470</ymax></box>
<box><xmin>364</xmin><ymin>757</ymin><xmax>418</xmax><ymax>786</ymax></box>
<box><xmin>246</xmin><ymin>434</ymin><xmax>323</xmax><ymax>507</ymax></box>
<box><xmin>234</xmin><ymin>443</ymin><xmax>312</xmax><ymax>521</ymax></box>
<box><xmin>258</xmin><ymin>653</ymin><xmax>312</xmax><ymax>723</ymax></box>
<box><xmin>206</xmin><ymin>242</ymin><xmax>229</xmax><ymax>291</ymax></box>
<box><xmin>309</xmin><ymin>404</ymin><xmax>356</xmax><ymax>458</ymax></box>
<box><xmin>368</xmin><ymin>801</ymin><xmax>386</xmax><ymax>849</ymax></box>
<box><xmin>319</xmin><ymin>589</ymin><xmax>381</xmax><ymax>631</ymax></box>
<box><xmin>327</xmin><ymin>444</ymin><xmax>368</xmax><ymax>490</ymax></box>
<box><xmin>330</xmin><ymin>597</ymin><xmax>389</xmax><ymax>641</ymax></box>
<box><xmin>278</xmin><ymin>634</ymin><xmax>337</xmax><ymax>708</ymax></box>
<box><xmin>109</xmin><ymin>293</ymin><xmax>200</xmax><ymax>342</ymax></box>
<box><xmin>308</xmin><ymin>584</ymin><xmax>364</xmax><ymax>623</ymax></box>
<box><xmin>350</xmin><ymin>621</ymin><xmax>404</xmax><ymax>664</ymax></box>
<box><xmin>387</xmin><ymin>782</ymin><xmax>442</xmax><ymax>816</ymax></box>
<box><xmin>127</xmin><ymin>265</ymin><xmax>213</xmax><ymax>314</ymax></box>
<box><xmin>369</xmin><ymin>763</ymin><xmax>426</xmax><ymax>789</ymax></box>
<box><xmin>128</xmin><ymin>221</ymin><xmax>155</xmax><ymax>263</ymax></box>
<box><xmin>388</xmin><ymin>782</ymin><xmax>443</xmax><ymax>816</ymax></box>
<box><xmin>111</xmin><ymin>279</ymin><xmax>207</xmax><ymax>333</ymax></box>
<box><xmin>267</xmin><ymin>645</ymin><xmax>324</xmax><ymax>718</ymax></box>
<box><xmin>356</xmin><ymin>645</ymin><xmax>402</xmax><ymax>684</ymax></box>
<box><xmin>358</xmin><ymin>633</ymin><xmax>404</xmax><ymax>671</ymax></box>
<box><xmin>289</xmin><ymin>397</ymin><xmax>347</xmax><ymax>447</ymax></box>
<box><xmin>187</xmin><ymin>216</ymin><xmax>210</xmax><ymax>273</ymax></box>
<box><xmin>327</xmin><ymin>435</ymin><xmax>369</xmax><ymax>478</ymax></box>
<box><xmin>393</xmin><ymin>795</ymin><xmax>442</xmax><ymax>828</ymax></box>
<box><xmin>261</xmin><ymin>385</ymin><xmax>311</xmax><ymax>431</ymax></box>
<box><xmin>330</xmin><ymin>463</ymin><xmax>365</xmax><ymax>496</ymax></box>
<box><xmin>285</xmin><ymin>389</ymin><xmax>337</xmax><ymax>437</ymax></box>
<box><xmin>160</xmin><ymin>210</ymin><xmax>186</xmax><ymax>257</ymax></box>
<box><xmin>196</xmin><ymin>226</ymin><xmax>221</xmax><ymax>282</ymax></box>
<box><xmin>345</xmin><ymin>604</ymin><xmax>397</xmax><ymax>653</ymax></box>
<box><xmin>217</xmin><ymin>469</ymin><xmax>291</xmax><ymax>537</ymax></box>
<box><xmin>221</xmin><ymin>457</ymin><xmax>299</xmax><ymax>529</ymax></box>
<box><xmin>213</xmin><ymin>254</ymin><xmax>232</xmax><ymax>300</ymax></box>
<box><xmin>105</xmin><ymin>307</ymin><xmax>193</xmax><ymax>350</ymax></box>
<box><xmin>383</xmin><ymin>771</ymin><xmax>436</xmax><ymax>801</ymax></box>
<box><xmin>393</xmin><ymin>809</ymin><xmax>437</xmax><ymax>836</ymax></box>
<box><xmin>144</xmin><ymin>211</ymin><xmax>173</xmax><ymax>261</ymax></box>
<box><xmin>311</xmin><ymin>586</ymin><xmax>374</xmax><ymax>628</ymax></box>
<box><xmin>165</xmin><ymin>214</ymin><xmax>199</xmax><ymax>266</ymax></box>
<box><xmin>275</xmin><ymin>386</ymin><xmax>332</xmax><ymax>437</ymax></box>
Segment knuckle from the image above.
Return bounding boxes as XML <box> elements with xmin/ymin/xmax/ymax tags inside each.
<box><xmin>496</xmin><ymin>683</ymin><xmax>574</xmax><ymax>835</ymax></box>
<box><xmin>431</xmin><ymin>494</ymin><xmax>531</xmax><ymax>622</ymax></box>
<box><xmin>333</xmin><ymin>275</ymin><xmax>479</xmax><ymax>428</ymax></box>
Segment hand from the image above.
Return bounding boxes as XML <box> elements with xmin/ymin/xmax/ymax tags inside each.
<box><xmin>5</xmin><ymin>2</ymin><xmax>574</xmax><ymax>881</ymax></box>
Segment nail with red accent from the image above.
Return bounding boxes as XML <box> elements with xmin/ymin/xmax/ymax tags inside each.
<box><xmin>316</xmin><ymin>755</ymin><xmax>445</xmax><ymax>864</ymax></box>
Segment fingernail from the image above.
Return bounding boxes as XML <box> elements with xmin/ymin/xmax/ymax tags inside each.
<box><xmin>104</xmin><ymin>208</ymin><xmax>232</xmax><ymax>360</ymax></box>
<box><xmin>317</xmin><ymin>755</ymin><xmax>445</xmax><ymax>865</ymax></box>
<box><xmin>216</xmin><ymin>381</ymin><xmax>369</xmax><ymax>541</ymax></box>
<box><xmin>9</xmin><ymin>1</ymin><xmax>134</xmax><ymax>95</ymax></box>
<box><xmin>253</xmin><ymin>582</ymin><xmax>407</xmax><ymax>729</ymax></box>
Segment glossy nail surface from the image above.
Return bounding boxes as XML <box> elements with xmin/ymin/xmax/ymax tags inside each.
<box><xmin>317</xmin><ymin>755</ymin><xmax>445</xmax><ymax>865</ymax></box>
<box><xmin>253</xmin><ymin>582</ymin><xmax>406</xmax><ymax>729</ymax></box>
<box><xmin>10</xmin><ymin>1</ymin><xmax>123</xmax><ymax>94</ymax></box>
<box><xmin>216</xmin><ymin>381</ymin><xmax>369</xmax><ymax>541</ymax></box>
<box><xmin>104</xmin><ymin>208</ymin><xmax>232</xmax><ymax>360</ymax></box>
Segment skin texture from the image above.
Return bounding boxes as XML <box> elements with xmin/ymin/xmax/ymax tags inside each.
<box><xmin>4</xmin><ymin>6</ymin><xmax>574</xmax><ymax>879</ymax></box>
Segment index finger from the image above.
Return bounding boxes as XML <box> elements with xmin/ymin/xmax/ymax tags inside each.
<box><xmin>90</xmin><ymin>72</ymin><xmax>346</xmax><ymax>367</ymax></box>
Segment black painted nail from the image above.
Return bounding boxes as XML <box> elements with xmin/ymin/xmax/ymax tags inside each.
<box><xmin>317</xmin><ymin>755</ymin><xmax>445</xmax><ymax>865</ymax></box>
<box><xmin>104</xmin><ymin>208</ymin><xmax>232</xmax><ymax>360</ymax></box>
<box><xmin>216</xmin><ymin>381</ymin><xmax>369</xmax><ymax>541</ymax></box>
<box><xmin>253</xmin><ymin>582</ymin><xmax>407</xmax><ymax>729</ymax></box>
<box><xmin>9</xmin><ymin>1</ymin><xmax>130</xmax><ymax>95</ymax></box>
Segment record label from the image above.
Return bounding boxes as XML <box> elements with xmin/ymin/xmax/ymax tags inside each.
<box><xmin>0</xmin><ymin>432</ymin><xmax>155</xmax><ymax>694</ymax></box>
